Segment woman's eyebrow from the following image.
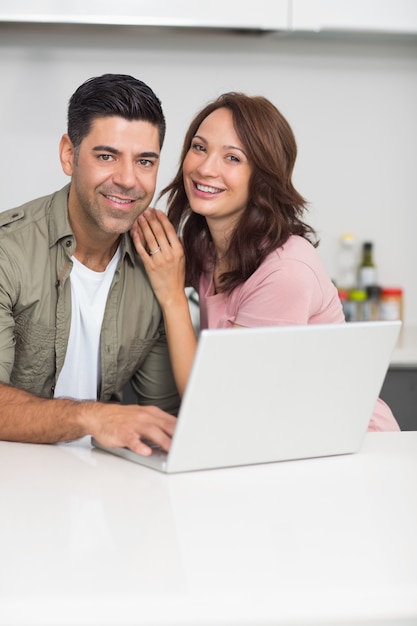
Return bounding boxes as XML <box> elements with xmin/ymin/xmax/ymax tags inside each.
<box><xmin>192</xmin><ymin>135</ymin><xmax>247</xmax><ymax>156</ymax></box>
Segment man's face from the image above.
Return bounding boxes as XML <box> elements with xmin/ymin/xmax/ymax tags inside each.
<box><xmin>61</xmin><ymin>116</ymin><xmax>160</xmax><ymax>236</ymax></box>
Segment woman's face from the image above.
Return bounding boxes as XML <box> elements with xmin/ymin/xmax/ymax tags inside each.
<box><xmin>183</xmin><ymin>107</ymin><xmax>252</xmax><ymax>229</ymax></box>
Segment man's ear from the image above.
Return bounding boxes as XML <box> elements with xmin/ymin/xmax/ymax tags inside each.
<box><xmin>59</xmin><ymin>134</ymin><xmax>75</xmax><ymax>176</ymax></box>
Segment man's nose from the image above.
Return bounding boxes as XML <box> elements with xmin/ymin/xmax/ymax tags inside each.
<box><xmin>113</xmin><ymin>160</ymin><xmax>136</xmax><ymax>189</ymax></box>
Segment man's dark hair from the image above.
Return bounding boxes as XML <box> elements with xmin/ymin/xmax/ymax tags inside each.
<box><xmin>67</xmin><ymin>73</ymin><xmax>166</xmax><ymax>151</ymax></box>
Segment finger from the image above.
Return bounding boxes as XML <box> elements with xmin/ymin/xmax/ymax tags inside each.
<box><xmin>127</xmin><ymin>425</ymin><xmax>174</xmax><ymax>456</ymax></box>
<box><xmin>141</xmin><ymin>210</ymin><xmax>177</xmax><ymax>251</ymax></box>
<box><xmin>145</xmin><ymin>429</ymin><xmax>173</xmax><ymax>453</ymax></box>
<box><xmin>130</xmin><ymin>220</ymin><xmax>146</xmax><ymax>248</ymax></box>
<box><xmin>135</xmin><ymin>211</ymin><xmax>181</xmax><ymax>261</ymax></box>
<box><xmin>153</xmin><ymin>210</ymin><xmax>183</xmax><ymax>250</ymax></box>
<box><xmin>125</xmin><ymin>435</ymin><xmax>153</xmax><ymax>457</ymax></box>
<box><xmin>137</xmin><ymin>212</ymin><xmax>161</xmax><ymax>252</ymax></box>
<box><xmin>133</xmin><ymin>222</ymin><xmax>161</xmax><ymax>264</ymax></box>
<box><xmin>130</xmin><ymin>222</ymin><xmax>150</xmax><ymax>262</ymax></box>
<box><xmin>147</xmin><ymin>410</ymin><xmax>177</xmax><ymax>440</ymax></box>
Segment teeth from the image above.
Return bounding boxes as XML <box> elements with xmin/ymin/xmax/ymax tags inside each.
<box><xmin>196</xmin><ymin>183</ymin><xmax>221</xmax><ymax>194</ymax></box>
<box><xmin>106</xmin><ymin>195</ymin><xmax>132</xmax><ymax>204</ymax></box>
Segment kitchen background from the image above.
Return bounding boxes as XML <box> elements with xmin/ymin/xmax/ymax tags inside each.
<box><xmin>1</xmin><ymin>1</ymin><xmax>416</xmax><ymax>323</ymax></box>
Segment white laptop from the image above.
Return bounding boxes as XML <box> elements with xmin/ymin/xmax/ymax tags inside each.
<box><xmin>92</xmin><ymin>320</ymin><xmax>401</xmax><ymax>473</ymax></box>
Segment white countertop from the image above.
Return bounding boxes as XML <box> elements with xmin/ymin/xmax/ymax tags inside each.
<box><xmin>390</xmin><ymin>325</ymin><xmax>417</xmax><ymax>367</ymax></box>
<box><xmin>0</xmin><ymin>432</ymin><xmax>416</xmax><ymax>626</ymax></box>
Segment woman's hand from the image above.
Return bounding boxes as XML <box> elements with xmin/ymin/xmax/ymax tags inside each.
<box><xmin>131</xmin><ymin>209</ymin><xmax>197</xmax><ymax>398</ymax></box>
<box><xmin>131</xmin><ymin>209</ymin><xmax>186</xmax><ymax>309</ymax></box>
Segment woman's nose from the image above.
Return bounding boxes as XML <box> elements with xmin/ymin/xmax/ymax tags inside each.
<box><xmin>195</xmin><ymin>153</ymin><xmax>220</xmax><ymax>178</ymax></box>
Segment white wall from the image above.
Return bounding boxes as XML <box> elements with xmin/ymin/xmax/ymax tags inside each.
<box><xmin>1</xmin><ymin>23</ymin><xmax>416</xmax><ymax>322</ymax></box>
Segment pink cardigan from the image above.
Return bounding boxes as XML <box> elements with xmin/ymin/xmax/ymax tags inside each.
<box><xmin>198</xmin><ymin>236</ymin><xmax>400</xmax><ymax>432</ymax></box>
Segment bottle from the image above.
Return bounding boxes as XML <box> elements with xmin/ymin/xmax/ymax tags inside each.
<box><xmin>365</xmin><ymin>285</ymin><xmax>381</xmax><ymax>321</ymax></box>
<box><xmin>337</xmin><ymin>233</ymin><xmax>356</xmax><ymax>290</ymax></box>
<box><xmin>379</xmin><ymin>287</ymin><xmax>403</xmax><ymax>321</ymax></box>
<box><xmin>348</xmin><ymin>289</ymin><xmax>368</xmax><ymax>321</ymax></box>
<box><xmin>358</xmin><ymin>241</ymin><xmax>377</xmax><ymax>289</ymax></box>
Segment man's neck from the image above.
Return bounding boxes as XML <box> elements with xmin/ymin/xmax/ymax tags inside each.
<box><xmin>72</xmin><ymin>236</ymin><xmax>121</xmax><ymax>272</ymax></box>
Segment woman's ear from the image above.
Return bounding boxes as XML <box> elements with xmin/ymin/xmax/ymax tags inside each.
<box><xmin>59</xmin><ymin>134</ymin><xmax>75</xmax><ymax>176</ymax></box>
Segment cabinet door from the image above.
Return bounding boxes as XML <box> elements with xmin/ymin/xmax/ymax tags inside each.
<box><xmin>380</xmin><ymin>368</ymin><xmax>417</xmax><ymax>431</ymax></box>
<box><xmin>0</xmin><ymin>0</ymin><xmax>290</xmax><ymax>30</ymax></box>
<box><xmin>291</xmin><ymin>0</ymin><xmax>417</xmax><ymax>34</ymax></box>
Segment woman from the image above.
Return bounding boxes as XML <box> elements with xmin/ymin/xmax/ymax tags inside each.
<box><xmin>131</xmin><ymin>92</ymin><xmax>398</xmax><ymax>431</ymax></box>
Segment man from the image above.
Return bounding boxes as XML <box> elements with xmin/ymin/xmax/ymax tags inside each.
<box><xmin>0</xmin><ymin>73</ymin><xmax>179</xmax><ymax>456</ymax></box>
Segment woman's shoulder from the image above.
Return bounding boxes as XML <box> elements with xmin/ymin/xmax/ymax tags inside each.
<box><xmin>253</xmin><ymin>236</ymin><xmax>331</xmax><ymax>288</ymax></box>
<box><xmin>262</xmin><ymin>235</ymin><xmax>318</xmax><ymax>268</ymax></box>
<box><xmin>277</xmin><ymin>234</ymin><xmax>317</xmax><ymax>257</ymax></box>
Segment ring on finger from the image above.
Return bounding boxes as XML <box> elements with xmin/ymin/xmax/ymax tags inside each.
<box><xmin>149</xmin><ymin>246</ymin><xmax>161</xmax><ymax>256</ymax></box>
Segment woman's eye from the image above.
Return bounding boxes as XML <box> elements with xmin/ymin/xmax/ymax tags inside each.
<box><xmin>191</xmin><ymin>143</ymin><xmax>205</xmax><ymax>152</ymax></box>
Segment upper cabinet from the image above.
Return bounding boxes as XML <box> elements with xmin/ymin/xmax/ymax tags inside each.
<box><xmin>0</xmin><ymin>0</ymin><xmax>289</xmax><ymax>31</ymax></box>
<box><xmin>1</xmin><ymin>0</ymin><xmax>416</xmax><ymax>35</ymax></box>
<box><xmin>291</xmin><ymin>0</ymin><xmax>417</xmax><ymax>35</ymax></box>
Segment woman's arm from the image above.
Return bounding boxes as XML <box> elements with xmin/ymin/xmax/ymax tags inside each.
<box><xmin>131</xmin><ymin>209</ymin><xmax>197</xmax><ymax>397</ymax></box>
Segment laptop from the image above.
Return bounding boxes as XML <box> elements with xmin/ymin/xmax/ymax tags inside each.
<box><xmin>92</xmin><ymin>320</ymin><xmax>401</xmax><ymax>473</ymax></box>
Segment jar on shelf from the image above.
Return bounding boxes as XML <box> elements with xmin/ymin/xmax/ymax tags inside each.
<box><xmin>338</xmin><ymin>288</ymin><xmax>352</xmax><ymax>321</ymax></box>
<box><xmin>379</xmin><ymin>287</ymin><xmax>403</xmax><ymax>321</ymax></box>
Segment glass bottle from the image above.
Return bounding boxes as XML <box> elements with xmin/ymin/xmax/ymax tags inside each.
<box><xmin>337</xmin><ymin>233</ymin><xmax>356</xmax><ymax>290</ymax></box>
<box><xmin>358</xmin><ymin>241</ymin><xmax>377</xmax><ymax>289</ymax></box>
<box><xmin>365</xmin><ymin>285</ymin><xmax>381</xmax><ymax>321</ymax></box>
<box><xmin>348</xmin><ymin>289</ymin><xmax>368</xmax><ymax>321</ymax></box>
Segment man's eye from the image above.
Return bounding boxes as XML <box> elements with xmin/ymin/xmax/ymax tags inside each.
<box><xmin>99</xmin><ymin>154</ymin><xmax>113</xmax><ymax>161</ymax></box>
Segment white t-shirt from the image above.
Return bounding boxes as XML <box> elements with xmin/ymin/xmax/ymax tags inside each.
<box><xmin>54</xmin><ymin>247</ymin><xmax>121</xmax><ymax>400</ymax></box>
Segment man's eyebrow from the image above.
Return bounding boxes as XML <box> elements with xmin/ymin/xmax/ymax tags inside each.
<box><xmin>92</xmin><ymin>145</ymin><xmax>159</xmax><ymax>159</ymax></box>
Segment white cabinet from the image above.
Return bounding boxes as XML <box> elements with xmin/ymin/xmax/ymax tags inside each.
<box><xmin>0</xmin><ymin>0</ymin><xmax>289</xmax><ymax>30</ymax></box>
<box><xmin>291</xmin><ymin>0</ymin><xmax>417</xmax><ymax>34</ymax></box>
<box><xmin>1</xmin><ymin>0</ymin><xmax>416</xmax><ymax>35</ymax></box>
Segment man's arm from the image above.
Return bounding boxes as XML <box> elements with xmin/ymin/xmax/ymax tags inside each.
<box><xmin>0</xmin><ymin>383</ymin><xmax>176</xmax><ymax>455</ymax></box>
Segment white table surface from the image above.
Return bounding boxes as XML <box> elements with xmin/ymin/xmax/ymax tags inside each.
<box><xmin>1</xmin><ymin>432</ymin><xmax>416</xmax><ymax>626</ymax></box>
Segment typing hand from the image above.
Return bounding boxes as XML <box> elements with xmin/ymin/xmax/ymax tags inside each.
<box><xmin>86</xmin><ymin>402</ymin><xmax>177</xmax><ymax>456</ymax></box>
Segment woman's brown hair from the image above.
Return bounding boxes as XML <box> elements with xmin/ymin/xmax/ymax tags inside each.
<box><xmin>158</xmin><ymin>92</ymin><xmax>318</xmax><ymax>293</ymax></box>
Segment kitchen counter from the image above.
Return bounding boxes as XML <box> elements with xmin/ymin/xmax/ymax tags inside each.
<box><xmin>0</xmin><ymin>432</ymin><xmax>416</xmax><ymax>626</ymax></box>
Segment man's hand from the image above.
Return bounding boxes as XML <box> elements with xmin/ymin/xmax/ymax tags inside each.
<box><xmin>81</xmin><ymin>402</ymin><xmax>177</xmax><ymax>456</ymax></box>
<box><xmin>0</xmin><ymin>383</ymin><xmax>177</xmax><ymax>454</ymax></box>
